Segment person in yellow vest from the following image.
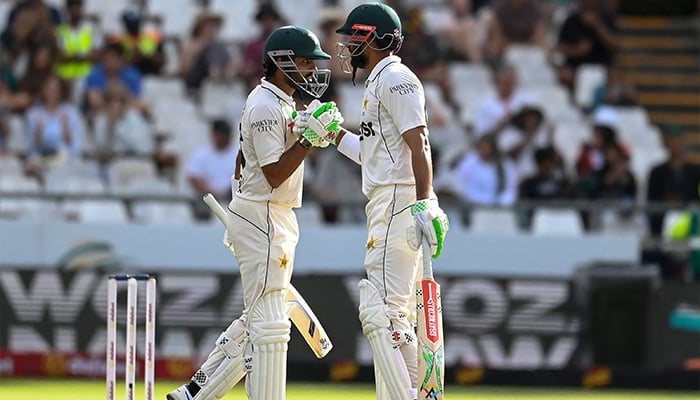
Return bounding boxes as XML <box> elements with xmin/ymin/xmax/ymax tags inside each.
<box><xmin>54</xmin><ymin>0</ymin><xmax>102</xmax><ymax>80</ymax></box>
<box><xmin>117</xmin><ymin>10</ymin><xmax>164</xmax><ymax>75</ymax></box>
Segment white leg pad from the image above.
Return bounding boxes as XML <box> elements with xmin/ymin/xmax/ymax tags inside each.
<box><xmin>248</xmin><ymin>289</ymin><xmax>291</xmax><ymax>400</ymax></box>
<box><xmin>358</xmin><ymin>279</ymin><xmax>413</xmax><ymax>400</ymax></box>
<box><xmin>192</xmin><ymin>316</ymin><xmax>249</xmax><ymax>400</ymax></box>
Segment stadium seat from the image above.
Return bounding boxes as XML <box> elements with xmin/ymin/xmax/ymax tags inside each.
<box><xmin>277</xmin><ymin>0</ymin><xmax>323</xmax><ymax>32</ymax></box>
<box><xmin>210</xmin><ymin>0</ymin><xmax>257</xmax><ymax>42</ymax></box>
<box><xmin>6</xmin><ymin>115</ymin><xmax>26</xmax><ymax>155</ymax></box>
<box><xmin>0</xmin><ymin>175</ymin><xmax>49</xmax><ymax>220</ymax></box>
<box><xmin>504</xmin><ymin>45</ymin><xmax>549</xmax><ymax>70</ymax></box>
<box><xmin>199</xmin><ymin>80</ymin><xmax>246</xmax><ymax>119</ymax></box>
<box><xmin>131</xmin><ymin>201</ymin><xmax>194</xmax><ymax>225</ymax></box>
<box><xmin>574</xmin><ymin>64</ymin><xmax>607</xmax><ymax>110</ymax></box>
<box><xmin>147</xmin><ymin>0</ymin><xmax>201</xmax><ymax>39</ymax></box>
<box><xmin>469</xmin><ymin>208</ymin><xmax>520</xmax><ymax>234</ymax></box>
<box><xmin>143</xmin><ymin>77</ymin><xmax>186</xmax><ymax>105</ymax></box>
<box><xmin>77</xmin><ymin>200</ymin><xmax>130</xmax><ymax>224</ymax></box>
<box><xmin>107</xmin><ymin>158</ymin><xmax>158</xmax><ymax>189</ymax></box>
<box><xmin>531</xmin><ymin>208</ymin><xmax>585</xmax><ymax>236</ymax></box>
<box><xmin>552</xmin><ymin>122</ymin><xmax>590</xmax><ymax>172</ymax></box>
<box><xmin>84</xmin><ymin>0</ymin><xmax>133</xmax><ymax>35</ymax></box>
<box><xmin>0</xmin><ymin>156</ymin><xmax>23</xmax><ymax>175</ymax></box>
<box><xmin>601</xmin><ymin>210</ymin><xmax>648</xmax><ymax>236</ymax></box>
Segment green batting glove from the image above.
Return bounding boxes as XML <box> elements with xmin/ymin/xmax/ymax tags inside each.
<box><xmin>410</xmin><ymin>199</ymin><xmax>450</xmax><ymax>258</ymax></box>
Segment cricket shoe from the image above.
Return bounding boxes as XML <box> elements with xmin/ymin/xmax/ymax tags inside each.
<box><xmin>166</xmin><ymin>384</ymin><xmax>193</xmax><ymax>400</ymax></box>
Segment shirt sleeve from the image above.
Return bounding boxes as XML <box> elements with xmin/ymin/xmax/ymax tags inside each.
<box><xmin>247</xmin><ymin>103</ymin><xmax>287</xmax><ymax>167</ymax></box>
<box><xmin>380</xmin><ymin>68</ymin><xmax>427</xmax><ymax>135</ymax></box>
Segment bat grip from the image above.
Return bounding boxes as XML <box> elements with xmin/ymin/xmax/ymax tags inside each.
<box><xmin>422</xmin><ymin>236</ymin><xmax>433</xmax><ymax>280</ymax></box>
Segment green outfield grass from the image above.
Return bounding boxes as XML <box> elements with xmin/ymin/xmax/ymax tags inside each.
<box><xmin>0</xmin><ymin>379</ymin><xmax>698</xmax><ymax>400</ymax></box>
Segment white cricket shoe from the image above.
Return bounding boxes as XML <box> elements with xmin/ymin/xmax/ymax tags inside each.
<box><xmin>166</xmin><ymin>385</ymin><xmax>193</xmax><ymax>400</ymax></box>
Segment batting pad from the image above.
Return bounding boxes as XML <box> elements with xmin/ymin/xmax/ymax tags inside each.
<box><xmin>358</xmin><ymin>279</ymin><xmax>413</xmax><ymax>400</ymax></box>
<box><xmin>193</xmin><ymin>317</ymin><xmax>249</xmax><ymax>400</ymax></box>
<box><xmin>248</xmin><ymin>290</ymin><xmax>291</xmax><ymax>400</ymax></box>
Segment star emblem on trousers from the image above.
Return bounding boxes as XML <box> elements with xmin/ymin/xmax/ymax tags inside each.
<box><xmin>366</xmin><ymin>236</ymin><xmax>376</xmax><ymax>250</ymax></box>
<box><xmin>279</xmin><ymin>254</ymin><xmax>289</xmax><ymax>269</ymax></box>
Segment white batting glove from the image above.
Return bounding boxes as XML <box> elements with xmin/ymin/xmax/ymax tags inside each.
<box><xmin>292</xmin><ymin>109</ymin><xmax>330</xmax><ymax>148</ymax></box>
<box><xmin>295</xmin><ymin>100</ymin><xmax>344</xmax><ymax>145</ymax></box>
<box><xmin>408</xmin><ymin>199</ymin><xmax>450</xmax><ymax>258</ymax></box>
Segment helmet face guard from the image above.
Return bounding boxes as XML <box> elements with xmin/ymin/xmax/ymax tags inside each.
<box><xmin>267</xmin><ymin>49</ymin><xmax>330</xmax><ymax>98</ymax></box>
<box><xmin>336</xmin><ymin>23</ymin><xmax>403</xmax><ymax>75</ymax></box>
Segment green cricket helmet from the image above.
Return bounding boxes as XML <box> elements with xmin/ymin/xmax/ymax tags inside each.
<box><xmin>335</xmin><ymin>2</ymin><xmax>403</xmax><ymax>75</ymax></box>
<box><xmin>264</xmin><ymin>25</ymin><xmax>331</xmax><ymax>98</ymax></box>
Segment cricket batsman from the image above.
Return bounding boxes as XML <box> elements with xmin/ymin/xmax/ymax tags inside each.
<box><xmin>293</xmin><ymin>3</ymin><xmax>450</xmax><ymax>399</ymax></box>
<box><xmin>167</xmin><ymin>25</ymin><xmax>332</xmax><ymax>400</ymax></box>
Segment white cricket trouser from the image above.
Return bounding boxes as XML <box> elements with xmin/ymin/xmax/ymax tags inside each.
<box><xmin>228</xmin><ymin>197</ymin><xmax>298</xmax><ymax>307</ymax></box>
<box><xmin>364</xmin><ymin>184</ymin><xmax>420</xmax><ymax>328</ymax></box>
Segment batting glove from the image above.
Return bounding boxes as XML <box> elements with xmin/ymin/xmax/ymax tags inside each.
<box><xmin>292</xmin><ymin>109</ymin><xmax>330</xmax><ymax>148</ymax></box>
<box><xmin>294</xmin><ymin>100</ymin><xmax>344</xmax><ymax>145</ymax></box>
<box><xmin>408</xmin><ymin>199</ymin><xmax>450</xmax><ymax>258</ymax></box>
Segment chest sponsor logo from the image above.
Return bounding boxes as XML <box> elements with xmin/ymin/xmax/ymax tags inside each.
<box><xmin>250</xmin><ymin>119</ymin><xmax>279</xmax><ymax>133</ymax></box>
<box><xmin>389</xmin><ymin>82</ymin><xmax>419</xmax><ymax>95</ymax></box>
<box><xmin>358</xmin><ymin>121</ymin><xmax>376</xmax><ymax>141</ymax></box>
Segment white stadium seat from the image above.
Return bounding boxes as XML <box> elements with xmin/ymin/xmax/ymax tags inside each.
<box><xmin>78</xmin><ymin>200</ymin><xmax>130</xmax><ymax>224</ymax></box>
<box><xmin>108</xmin><ymin>159</ymin><xmax>158</xmax><ymax>189</ymax></box>
<box><xmin>574</xmin><ymin>64</ymin><xmax>607</xmax><ymax>110</ymax></box>
<box><xmin>210</xmin><ymin>0</ymin><xmax>258</xmax><ymax>42</ymax></box>
<box><xmin>531</xmin><ymin>208</ymin><xmax>585</xmax><ymax>236</ymax></box>
<box><xmin>470</xmin><ymin>208</ymin><xmax>520</xmax><ymax>234</ymax></box>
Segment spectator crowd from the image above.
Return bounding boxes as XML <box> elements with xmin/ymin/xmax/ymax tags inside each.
<box><xmin>0</xmin><ymin>0</ymin><xmax>697</xmax><ymax>244</ymax></box>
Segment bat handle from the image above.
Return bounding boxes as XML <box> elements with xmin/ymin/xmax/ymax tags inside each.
<box><xmin>421</xmin><ymin>237</ymin><xmax>433</xmax><ymax>280</ymax></box>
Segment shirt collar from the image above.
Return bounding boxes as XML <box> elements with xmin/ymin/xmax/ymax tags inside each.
<box><xmin>367</xmin><ymin>55</ymin><xmax>401</xmax><ymax>83</ymax></box>
<box><xmin>260</xmin><ymin>78</ymin><xmax>294</xmax><ymax>105</ymax></box>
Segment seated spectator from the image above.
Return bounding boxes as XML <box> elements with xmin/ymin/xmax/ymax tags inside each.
<box><xmin>590</xmin><ymin>63</ymin><xmax>637</xmax><ymax>111</ymax></box>
<box><xmin>93</xmin><ymin>81</ymin><xmax>153</xmax><ymax>165</ymax></box>
<box><xmin>54</xmin><ymin>0</ymin><xmax>103</xmax><ymax>81</ymax></box>
<box><xmin>116</xmin><ymin>10</ymin><xmax>165</xmax><ymax>76</ymax></box>
<box><xmin>186</xmin><ymin>119</ymin><xmax>238</xmax><ymax>220</ymax></box>
<box><xmin>498</xmin><ymin>101</ymin><xmax>552</xmax><ymax>180</ymax></box>
<box><xmin>575</xmin><ymin>107</ymin><xmax>621</xmax><ymax>176</ymax></box>
<box><xmin>0</xmin><ymin>0</ymin><xmax>61</xmax><ymax>68</ymax></box>
<box><xmin>180</xmin><ymin>11</ymin><xmax>232</xmax><ymax>97</ymax></box>
<box><xmin>647</xmin><ymin>125</ymin><xmax>700</xmax><ymax>237</ymax></box>
<box><xmin>439</xmin><ymin>0</ymin><xmax>483</xmax><ymax>63</ymax></box>
<box><xmin>520</xmin><ymin>146</ymin><xmax>570</xmax><ymax>200</ymax></box>
<box><xmin>486</xmin><ymin>0</ymin><xmax>547</xmax><ymax>63</ymax></box>
<box><xmin>473</xmin><ymin>63</ymin><xmax>527</xmax><ymax>136</ymax></box>
<box><xmin>450</xmin><ymin>133</ymin><xmax>518</xmax><ymax>207</ymax></box>
<box><xmin>556</xmin><ymin>0</ymin><xmax>619</xmax><ymax>90</ymax></box>
<box><xmin>519</xmin><ymin>146</ymin><xmax>571</xmax><ymax>225</ymax></box>
<box><xmin>0</xmin><ymin>66</ymin><xmax>31</xmax><ymax>113</ymax></box>
<box><xmin>240</xmin><ymin>3</ymin><xmax>283</xmax><ymax>91</ymax></box>
<box><xmin>84</xmin><ymin>42</ymin><xmax>146</xmax><ymax>118</ymax></box>
<box><xmin>24</xmin><ymin>75</ymin><xmax>83</xmax><ymax>176</ymax></box>
<box><xmin>577</xmin><ymin>143</ymin><xmax>636</xmax><ymax>201</ymax></box>
<box><xmin>20</xmin><ymin>37</ymin><xmax>59</xmax><ymax>102</ymax></box>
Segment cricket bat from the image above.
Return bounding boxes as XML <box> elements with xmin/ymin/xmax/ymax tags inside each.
<box><xmin>416</xmin><ymin>237</ymin><xmax>444</xmax><ymax>399</ymax></box>
<box><xmin>202</xmin><ymin>193</ymin><xmax>333</xmax><ymax>359</ymax></box>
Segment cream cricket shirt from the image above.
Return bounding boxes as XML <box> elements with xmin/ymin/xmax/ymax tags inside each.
<box><xmin>359</xmin><ymin>55</ymin><xmax>427</xmax><ymax>197</ymax></box>
<box><xmin>236</xmin><ymin>79</ymin><xmax>303</xmax><ymax>208</ymax></box>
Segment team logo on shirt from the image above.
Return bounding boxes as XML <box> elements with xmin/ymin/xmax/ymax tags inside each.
<box><xmin>389</xmin><ymin>82</ymin><xmax>419</xmax><ymax>95</ymax></box>
<box><xmin>358</xmin><ymin>121</ymin><xmax>376</xmax><ymax>141</ymax></box>
<box><xmin>250</xmin><ymin>119</ymin><xmax>279</xmax><ymax>132</ymax></box>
